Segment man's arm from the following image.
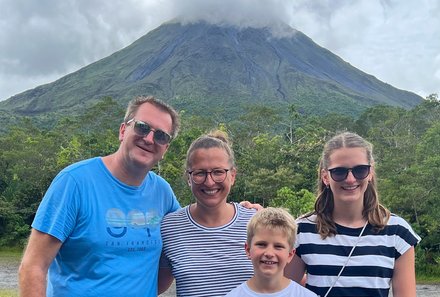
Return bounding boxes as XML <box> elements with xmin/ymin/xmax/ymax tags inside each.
<box><xmin>19</xmin><ymin>229</ymin><xmax>62</xmax><ymax>297</ymax></box>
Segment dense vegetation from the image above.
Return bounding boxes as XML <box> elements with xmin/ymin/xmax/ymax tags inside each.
<box><xmin>0</xmin><ymin>95</ymin><xmax>439</xmax><ymax>277</ymax></box>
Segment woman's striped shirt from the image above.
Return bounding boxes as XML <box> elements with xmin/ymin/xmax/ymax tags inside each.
<box><xmin>295</xmin><ymin>214</ymin><xmax>420</xmax><ymax>297</ymax></box>
<box><xmin>161</xmin><ymin>203</ymin><xmax>256</xmax><ymax>297</ymax></box>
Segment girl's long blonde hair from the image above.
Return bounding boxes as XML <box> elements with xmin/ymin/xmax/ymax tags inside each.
<box><xmin>304</xmin><ymin>132</ymin><xmax>390</xmax><ymax>238</ymax></box>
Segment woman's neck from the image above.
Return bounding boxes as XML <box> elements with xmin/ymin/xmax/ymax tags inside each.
<box><xmin>190</xmin><ymin>202</ymin><xmax>235</xmax><ymax>227</ymax></box>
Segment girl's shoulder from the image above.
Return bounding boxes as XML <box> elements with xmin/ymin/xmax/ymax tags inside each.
<box><xmin>296</xmin><ymin>214</ymin><xmax>317</xmax><ymax>224</ymax></box>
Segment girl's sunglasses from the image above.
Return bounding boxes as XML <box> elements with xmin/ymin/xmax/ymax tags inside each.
<box><xmin>126</xmin><ymin>119</ymin><xmax>172</xmax><ymax>145</ymax></box>
<box><xmin>328</xmin><ymin>165</ymin><xmax>371</xmax><ymax>182</ymax></box>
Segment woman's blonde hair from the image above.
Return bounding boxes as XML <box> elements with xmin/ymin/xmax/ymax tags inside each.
<box><xmin>185</xmin><ymin>130</ymin><xmax>235</xmax><ymax>170</ymax></box>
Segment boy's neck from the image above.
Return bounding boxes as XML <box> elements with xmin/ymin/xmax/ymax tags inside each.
<box><xmin>247</xmin><ymin>275</ymin><xmax>291</xmax><ymax>293</ymax></box>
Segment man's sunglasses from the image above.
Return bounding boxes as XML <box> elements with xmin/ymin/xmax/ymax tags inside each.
<box><xmin>126</xmin><ymin>119</ymin><xmax>172</xmax><ymax>145</ymax></box>
<box><xmin>328</xmin><ymin>165</ymin><xmax>371</xmax><ymax>182</ymax></box>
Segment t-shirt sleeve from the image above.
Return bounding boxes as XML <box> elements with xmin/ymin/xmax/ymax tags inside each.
<box><xmin>394</xmin><ymin>217</ymin><xmax>421</xmax><ymax>258</ymax></box>
<box><xmin>32</xmin><ymin>171</ymin><xmax>80</xmax><ymax>242</ymax></box>
<box><xmin>169</xmin><ymin>191</ymin><xmax>180</xmax><ymax>214</ymax></box>
<box><xmin>159</xmin><ymin>251</ymin><xmax>171</xmax><ymax>269</ymax></box>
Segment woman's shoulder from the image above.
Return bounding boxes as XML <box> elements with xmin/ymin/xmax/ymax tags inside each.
<box><xmin>162</xmin><ymin>206</ymin><xmax>189</xmax><ymax>225</ymax></box>
<box><xmin>385</xmin><ymin>213</ymin><xmax>421</xmax><ymax>245</ymax></box>
<box><xmin>387</xmin><ymin>213</ymin><xmax>411</xmax><ymax>225</ymax></box>
<box><xmin>236</xmin><ymin>202</ymin><xmax>258</xmax><ymax>217</ymax></box>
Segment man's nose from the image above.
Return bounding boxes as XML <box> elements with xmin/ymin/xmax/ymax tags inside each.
<box><xmin>143</xmin><ymin>130</ymin><xmax>155</xmax><ymax>143</ymax></box>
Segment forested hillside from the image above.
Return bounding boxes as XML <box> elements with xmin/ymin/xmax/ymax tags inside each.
<box><xmin>0</xmin><ymin>95</ymin><xmax>439</xmax><ymax>276</ymax></box>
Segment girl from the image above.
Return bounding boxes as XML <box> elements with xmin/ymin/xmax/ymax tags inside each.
<box><xmin>286</xmin><ymin>132</ymin><xmax>420</xmax><ymax>297</ymax></box>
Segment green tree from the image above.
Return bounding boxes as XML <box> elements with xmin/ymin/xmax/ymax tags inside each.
<box><xmin>271</xmin><ymin>187</ymin><xmax>315</xmax><ymax>218</ymax></box>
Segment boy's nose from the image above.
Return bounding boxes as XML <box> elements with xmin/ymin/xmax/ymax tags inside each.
<box><xmin>263</xmin><ymin>248</ymin><xmax>274</xmax><ymax>257</ymax></box>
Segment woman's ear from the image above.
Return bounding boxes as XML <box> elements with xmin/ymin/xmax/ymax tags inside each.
<box><xmin>230</xmin><ymin>167</ymin><xmax>237</xmax><ymax>186</ymax></box>
<box><xmin>368</xmin><ymin>164</ymin><xmax>375</xmax><ymax>182</ymax></box>
<box><xmin>321</xmin><ymin>169</ymin><xmax>330</xmax><ymax>186</ymax></box>
<box><xmin>186</xmin><ymin>173</ymin><xmax>192</xmax><ymax>186</ymax></box>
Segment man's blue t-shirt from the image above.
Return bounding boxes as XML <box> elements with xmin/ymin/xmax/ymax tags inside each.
<box><xmin>32</xmin><ymin>157</ymin><xmax>180</xmax><ymax>297</ymax></box>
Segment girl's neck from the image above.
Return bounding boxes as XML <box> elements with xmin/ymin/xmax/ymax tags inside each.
<box><xmin>332</xmin><ymin>202</ymin><xmax>366</xmax><ymax>228</ymax></box>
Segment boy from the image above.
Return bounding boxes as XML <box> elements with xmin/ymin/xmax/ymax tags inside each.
<box><xmin>226</xmin><ymin>207</ymin><xmax>317</xmax><ymax>297</ymax></box>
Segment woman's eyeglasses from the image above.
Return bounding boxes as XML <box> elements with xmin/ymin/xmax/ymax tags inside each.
<box><xmin>126</xmin><ymin>119</ymin><xmax>172</xmax><ymax>145</ymax></box>
<box><xmin>328</xmin><ymin>165</ymin><xmax>371</xmax><ymax>182</ymax></box>
<box><xmin>187</xmin><ymin>169</ymin><xmax>230</xmax><ymax>184</ymax></box>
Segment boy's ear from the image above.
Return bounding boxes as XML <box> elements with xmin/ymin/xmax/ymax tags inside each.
<box><xmin>245</xmin><ymin>242</ymin><xmax>251</xmax><ymax>259</ymax></box>
<box><xmin>287</xmin><ymin>248</ymin><xmax>296</xmax><ymax>263</ymax></box>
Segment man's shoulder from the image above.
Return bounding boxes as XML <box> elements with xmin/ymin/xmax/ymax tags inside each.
<box><xmin>61</xmin><ymin>157</ymin><xmax>101</xmax><ymax>174</ymax></box>
<box><xmin>146</xmin><ymin>170</ymin><xmax>173</xmax><ymax>188</ymax></box>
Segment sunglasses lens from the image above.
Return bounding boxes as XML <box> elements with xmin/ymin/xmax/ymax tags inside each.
<box><xmin>329</xmin><ymin>168</ymin><xmax>348</xmax><ymax>182</ymax></box>
<box><xmin>132</xmin><ymin>120</ymin><xmax>171</xmax><ymax>145</ymax></box>
<box><xmin>352</xmin><ymin>165</ymin><xmax>370</xmax><ymax>179</ymax></box>
<box><xmin>329</xmin><ymin>165</ymin><xmax>370</xmax><ymax>182</ymax></box>
<box><xmin>135</xmin><ymin>121</ymin><xmax>151</xmax><ymax>136</ymax></box>
<box><xmin>154</xmin><ymin>131</ymin><xmax>171</xmax><ymax>145</ymax></box>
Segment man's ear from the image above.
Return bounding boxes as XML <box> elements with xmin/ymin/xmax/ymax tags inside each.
<box><xmin>118</xmin><ymin>122</ymin><xmax>126</xmax><ymax>142</ymax></box>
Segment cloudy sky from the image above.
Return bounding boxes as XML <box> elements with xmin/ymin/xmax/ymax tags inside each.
<box><xmin>1</xmin><ymin>0</ymin><xmax>439</xmax><ymax>101</ymax></box>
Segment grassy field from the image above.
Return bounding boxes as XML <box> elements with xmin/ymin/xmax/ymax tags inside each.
<box><xmin>0</xmin><ymin>290</ymin><xmax>18</xmax><ymax>297</ymax></box>
<box><xmin>0</xmin><ymin>248</ymin><xmax>21</xmax><ymax>297</ymax></box>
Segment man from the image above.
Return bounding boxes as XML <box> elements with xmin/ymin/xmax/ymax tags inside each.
<box><xmin>19</xmin><ymin>96</ymin><xmax>180</xmax><ymax>297</ymax></box>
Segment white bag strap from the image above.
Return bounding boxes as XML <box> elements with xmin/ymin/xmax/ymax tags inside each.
<box><xmin>323</xmin><ymin>221</ymin><xmax>368</xmax><ymax>297</ymax></box>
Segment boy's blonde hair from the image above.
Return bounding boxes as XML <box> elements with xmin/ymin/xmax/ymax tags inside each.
<box><xmin>247</xmin><ymin>207</ymin><xmax>297</xmax><ymax>249</ymax></box>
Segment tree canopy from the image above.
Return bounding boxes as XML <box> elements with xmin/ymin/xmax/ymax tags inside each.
<box><xmin>1</xmin><ymin>95</ymin><xmax>439</xmax><ymax>273</ymax></box>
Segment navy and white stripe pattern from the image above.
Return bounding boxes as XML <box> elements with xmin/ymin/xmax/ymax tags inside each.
<box><xmin>161</xmin><ymin>203</ymin><xmax>256</xmax><ymax>297</ymax></box>
<box><xmin>295</xmin><ymin>214</ymin><xmax>421</xmax><ymax>297</ymax></box>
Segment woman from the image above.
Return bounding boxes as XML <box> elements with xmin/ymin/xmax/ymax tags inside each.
<box><xmin>159</xmin><ymin>130</ymin><xmax>256</xmax><ymax>296</ymax></box>
<box><xmin>286</xmin><ymin>132</ymin><xmax>420</xmax><ymax>297</ymax></box>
